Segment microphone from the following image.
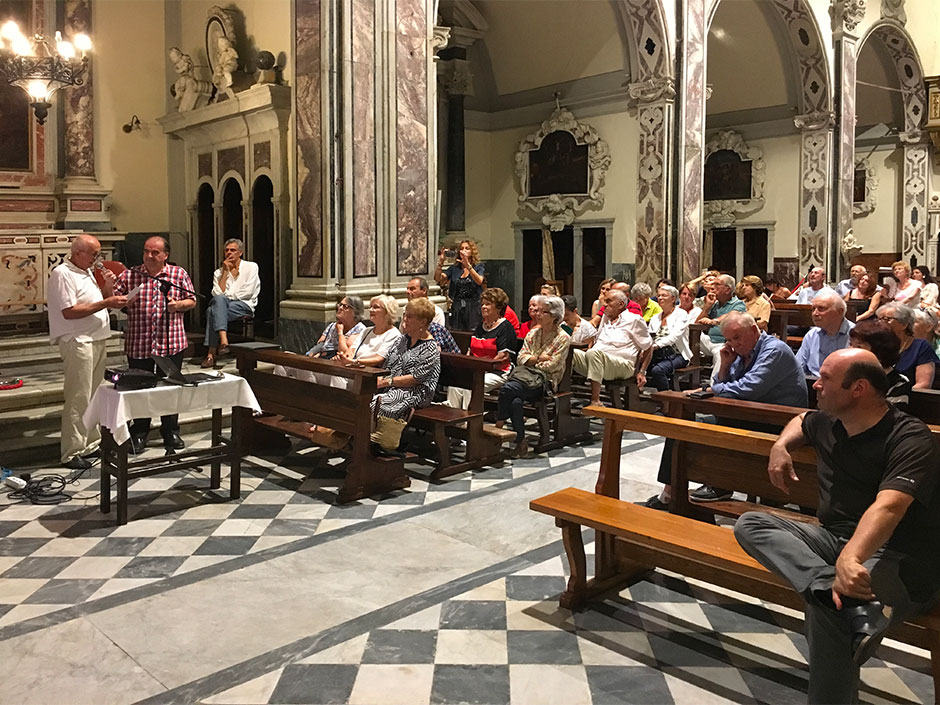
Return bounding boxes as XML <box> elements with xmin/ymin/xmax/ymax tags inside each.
<box><xmin>94</xmin><ymin>261</ymin><xmax>105</xmax><ymax>270</ymax></box>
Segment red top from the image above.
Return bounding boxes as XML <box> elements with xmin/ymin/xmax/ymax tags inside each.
<box><xmin>503</xmin><ymin>306</ymin><xmax>521</xmax><ymax>334</ymax></box>
<box><xmin>469</xmin><ymin>319</ymin><xmax>515</xmax><ymax>372</ymax></box>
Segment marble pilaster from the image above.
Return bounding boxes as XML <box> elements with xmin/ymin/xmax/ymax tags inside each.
<box><xmin>900</xmin><ymin>133</ymin><xmax>929</xmax><ymax>264</ymax></box>
<box><xmin>674</xmin><ymin>0</ymin><xmax>707</xmax><ymax>282</ymax></box>
<box><xmin>794</xmin><ymin>116</ymin><xmax>833</xmax><ymax>273</ymax></box>
<box><xmin>633</xmin><ymin>90</ymin><xmax>674</xmax><ymax>286</ymax></box>
<box><xmin>352</xmin><ymin>0</ymin><xmax>377</xmax><ymax>278</ymax></box>
<box><xmin>63</xmin><ymin>0</ymin><xmax>94</xmax><ymax>179</ymax></box>
<box><xmin>438</xmin><ymin>56</ymin><xmax>474</xmax><ymax>235</ymax></box>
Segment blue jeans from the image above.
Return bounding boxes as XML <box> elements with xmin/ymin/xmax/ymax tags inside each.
<box><xmin>497</xmin><ymin>379</ymin><xmax>544</xmax><ymax>442</ymax></box>
<box><xmin>648</xmin><ymin>351</ymin><xmax>688</xmax><ymax>391</ymax></box>
<box><xmin>205</xmin><ymin>295</ymin><xmax>254</xmax><ymax>348</ymax></box>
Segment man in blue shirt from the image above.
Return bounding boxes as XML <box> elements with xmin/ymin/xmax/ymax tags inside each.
<box><xmin>796</xmin><ymin>290</ymin><xmax>854</xmax><ymax>376</ymax></box>
<box><xmin>698</xmin><ymin>274</ymin><xmax>747</xmax><ymax>359</ymax></box>
<box><xmin>641</xmin><ymin>312</ymin><xmax>807</xmax><ymax>508</ymax></box>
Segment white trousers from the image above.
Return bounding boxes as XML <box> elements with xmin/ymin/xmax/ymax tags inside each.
<box><xmin>446</xmin><ymin>371</ymin><xmax>507</xmax><ymax>409</ymax></box>
<box><xmin>59</xmin><ymin>338</ymin><xmax>108</xmax><ymax>463</ymax></box>
<box><xmin>572</xmin><ymin>348</ymin><xmax>635</xmax><ymax>383</ymax></box>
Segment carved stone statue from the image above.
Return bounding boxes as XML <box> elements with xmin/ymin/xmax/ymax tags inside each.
<box><xmin>168</xmin><ymin>47</ymin><xmax>212</xmax><ymax>112</ymax></box>
<box><xmin>212</xmin><ymin>37</ymin><xmax>238</xmax><ymax>102</ymax></box>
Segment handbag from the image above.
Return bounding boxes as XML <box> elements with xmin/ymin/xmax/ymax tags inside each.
<box><xmin>507</xmin><ymin>364</ymin><xmax>550</xmax><ymax>394</ymax></box>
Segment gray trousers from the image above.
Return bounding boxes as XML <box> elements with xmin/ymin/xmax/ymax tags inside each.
<box><xmin>734</xmin><ymin>512</ymin><xmax>934</xmax><ymax>704</ymax></box>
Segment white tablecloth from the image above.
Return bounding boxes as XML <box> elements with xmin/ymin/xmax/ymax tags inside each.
<box><xmin>83</xmin><ymin>373</ymin><xmax>261</xmax><ymax>446</ymax></box>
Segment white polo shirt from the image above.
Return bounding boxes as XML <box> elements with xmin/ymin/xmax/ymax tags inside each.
<box><xmin>47</xmin><ymin>260</ymin><xmax>111</xmax><ymax>344</ymax></box>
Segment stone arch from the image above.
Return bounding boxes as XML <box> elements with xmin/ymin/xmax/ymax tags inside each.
<box><xmin>612</xmin><ymin>0</ymin><xmax>672</xmax><ymax>93</ymax></box>
<box><xmin>858</xmin><ymin>21</ymin><xmax>927</xmax><ymax>135</ymax></box>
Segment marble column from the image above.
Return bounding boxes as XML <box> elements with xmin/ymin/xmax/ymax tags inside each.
<box><xmin>900</xmin><ymin>131</ymin><xmax>929</xmax><ymax>264</ymax></box>
<box><xmin>672</xmin><ymin>0</ymin><xmax>707</xmax><ymax>283</ymax></box>
<box><xmin>632</xmin><ymin>79</ymin><xmax>675</xmax><ymax>286</ymax></box>
<box><xmin>829</xmin><ymin>2</ymin><xmax>864</xmax><ymax>279</ymax></box>
<box><xmin>794</xmin><ymin>113</ymin><xmax>834</xmax><ymax>274</ymax></box>
<box><xmin>438</xmin><ymin>54</ymin><xmax>473</xmax><ymax>236</ymax></box>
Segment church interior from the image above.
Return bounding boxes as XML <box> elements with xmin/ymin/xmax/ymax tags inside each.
<box><xmin>1</xmin><ymin>0</ymin><xmax>940</xmax><ymax>703</ymax></box>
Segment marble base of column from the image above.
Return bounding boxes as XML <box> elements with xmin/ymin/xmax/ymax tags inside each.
<box><xmin>56</xmin><ymin>177</ymin><xmax>112</xmax><ymax>229</ymax></box>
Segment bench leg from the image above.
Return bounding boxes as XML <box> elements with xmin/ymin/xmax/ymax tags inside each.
<box><xmin>557</xmin><ymin>518</ymin><xmax>587</xmax><ymax>610</ymax></box>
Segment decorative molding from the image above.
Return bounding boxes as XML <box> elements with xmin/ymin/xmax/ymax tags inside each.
<box><xmin>702</xmin><ymin>129</ymin><xmax>766</xmax><ymax>228</ymax></box>
<box><xmin>853</xmin><ymin>156</ymin><xmax>877</xmax><ymax>216</ymax></box>
<box><xmin>627</xmin><ymin>77</ymin><xmax>675</xmax><ymax>103</ymax></box>
<box><xmin>873</xmin><ymin>26</ymin><xmax>926</xmax><ymax>135</ymax></box>
<box><xmin>634</xmin><ymin>103</ymin><xmax>669</xmax><ymax>285</ymax></box>
<box><xmin>614</xmin><ymin>0</ymin><xmax>672</xmax><ymax>88</ymax></box>
<box><xmin>438</xmin><ymin>58</ymin><xmax>473</xmax><ymax>96</ymax></box>
<box><xmin>902</xmin><ymin>143</ymin><xmax>929</xmax><ymax>262</ymax></box>
<box><xmin>514</xmin><ymin>106</ymin><xmax>611</xmax><ymax>231</ymax></box>
<box><xmin>830</xmin><ymin>0</ymin><xmax>865</xmax><ymax>33</ymax></box>
<box><xmin>769</xmin><ymin>0</ymin><xmax>832</xmax><ymax>115</ymax></box>
<box><xmin>794</xmin><ymin>110</ymin><xmax>835</xmax><ymax>131</ymax></box>
<box><xmin>840</xmin><ymin>228</ymin><xmax>864</xmax><ymax>266</ymax></box>
<box><xmin>431</xmin><ymin>26</ymin><xmax>451</xmax><ymax>55</ymax></box>
<box><xmin>880</xmin><ymin>0</ymin><xmax>906</xmax><ymax>23</ymax></box>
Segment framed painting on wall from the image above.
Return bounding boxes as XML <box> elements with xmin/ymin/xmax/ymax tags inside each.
<box><xmin>0</xmin><ymin>0</ymin><xmax>33</xmax><ymax>172</ymax></box>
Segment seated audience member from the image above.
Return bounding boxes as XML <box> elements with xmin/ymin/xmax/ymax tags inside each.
<box><xmin>688</xmin><ymin>268</ymin><xmax>721</xmax><ymax>297</ymax></box>
<box><xmin>913</xmin><ymin>308</ymin><xmax>940</xmax><ymax>358</ymax></box>
<box><xmin>518</xmin><ymin>295</ymin><xmax>542</xmax><ymax>338</ymax></box>
<box><xmin>846</xmin><ymin>271</ymin><xmax>882</xmax><ymax>321</ymax></box>
<box><xmin>201</xmin><ymin>238</ymin><xmax>261</xmax><ymax>368</ymax></box>
<box><xmin>834</xmin><ymin>264</ymin><xmax>868</xmax><ymax>297</ymax></box>
<box><xmin>849</xmin><ymin>319</ymin><xmax>912</xmax><ymax>410</ymax></box>
<box><xmin>573</xmin><ymin>289</ymin><xmax>652</xmax><ymax>406</ymax></box>
<box><xmin>446</xmin><ymin>287</ymin><xmax>516</xmax><ymax>409</ymax></box>
<box><xmin>561</xmin><ymin>295</ymin><xmax>596</xmax><ymax>345</ymax></box>
<box><xmin>765</xmin><ymin>277</ymin><xmax>792</xmax><ymax>301</ymax></box>
<box><xmin>698</xmin><ymin>274</ymin><xmax>747</xmax><ymax>359</ymax></box>
<box><xmin>735</xmin><ymin>349</ymin><xmax>940</xmax><ymax>705</ymax></box>
<box><xmin>913</xmin><ymin>265</ymin><xmax>938</xmax><ymax>313</ymax></box>
<box><xmin>371</xmin><ymin>298</ymin><xmax>442</xmax><ymax>451</ymax></box>
<box><xmin>342</xmin><ymin>295</ymin><xmax>402</xmax><ymax>368</ymax></box>
<box><xmin>876</xmin><ymin>303</ymin><xmax>938</xmax><ymax>389</ymax></box>
<box><xmin>405</xmin><ymin>277</ymin><xmax>445</xmax><ymax>326</ymax></box>
<box><xmin>791</xmin><ymin>267</ymin><xmax>835</xmax><ymax>305</ymax></box>
<box><xmin>691</xmin><ymin>273</ymin><xmax>718</xmax><ymax>310</ymax></box>
<box><xmin>611</xmin><ymin>282</ymin><xmax>644</xmax><ymax>316</ymax></box>
<box><xmin>273</xmin><ymin>296</ymin><xmax>366</xmax><ymax>382</ymax></box>
<box><xmin>642</xmin><ymin>312</ymin><xmax>808</xmax><ymax>508</ymax></box>
<box><xmin>655</xmin><ymin>278</ymin><xmax>675</xmax><ymax>291</ymax></box>
<box><xmin>678</xmin><ymin>282</ymin><xmax>703</xmax><ymax>323</ymax></box>
<box><xmin>502</xmin><ymin>303</ymin><xmax>521</xmax><ymax>335</ymax></box>
<box><xmin>631</xmin><ymin>282</ymin><xmax>662</xmax><ymax>322</ymax></box>
<box><xmin>591</xmin><ymin>278</ymin><xmax>616</xmax><ymax>318</ymax></box>
<box><xmin>737</xmin><ymin>275</ymin><xmax>771</xmax><ymax>331</ymax></box>
<box><xmin>890</xmin><ymin>260</ymin><xmax>922</xmax><ymax>307</ymax></box>
<box><xmin>429</xmin><ymin>320</ymin><xmax>461</xmax><ymax>353</ymax></box>
<box><xmin>540</xmin><ymin>283</ymin><xmax>559</xmax><ymax>297</ymax></box>
<box><xmin>639</xmin><ymin>284</ymin><xmax>692</xmax><ymax>392</ymax></box>
<box><xmin>495</xmin><ymin>296</ymin><xmax>570</xmax><ymax>458</ymax></box>
<box><xmin>796</xmin><ymin>291</ymin><xmax>854</xmax><ymax>376</ymax></box>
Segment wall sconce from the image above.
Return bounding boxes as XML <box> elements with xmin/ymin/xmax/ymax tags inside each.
<box><xmin>121</xmin><ymin>115</ymin><xmax>141</xmax><ymax>133</ymax></box>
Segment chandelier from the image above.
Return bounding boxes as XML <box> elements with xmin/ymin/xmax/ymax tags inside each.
<box><xmin>0</xmin><ymin>20</ymin><xmax>92</xmax><ymax>125</ymax></box>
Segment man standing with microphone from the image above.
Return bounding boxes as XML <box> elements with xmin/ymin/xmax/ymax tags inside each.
<box><xmin>48</xmin><ymin>235</ymin><xmax>128</xmax><ymax>470</ymax></box>
<box><xmin>114</xmin><ymin>236</ymin><xmax>196</xmax><ymax>452</ymax></box>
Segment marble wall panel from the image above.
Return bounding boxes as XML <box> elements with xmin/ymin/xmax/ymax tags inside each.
<box><xmin>253</xmin><ymin>142</ymin><xmax>271</xmax><ymax>171</ymax></box>
<box><xmin>798</xmin><ymin>129</ymin><xmax>830</xmax><ymax>272</ymax></box>
<box><xmin>679</xmin><ymin>0</ymin><xmax>706</xmax><ymax>282</ymax></box>
<box><xmin>902</xmin><ymin>143</ymin><xmax>928</xmax><ymax>262</ymax></box>
<box><xmin>484</xmin><ymin>259</ymin><xmax>514</xmax><ymax>307</ymax></box>
<box><xmin>218</xmin><ymin>146</ymin><xmax>245</xmax><ymax>181</ymax></box>
<box><xmin>833</xmin><ymin>36</ymin><xmax>857</xmax><ymax>276</ymax></box>
<box><xmin>353</xmin><ymin>0</ymin><xmax>377</xmax><ymax>277</ymax></box>
<box><xmin>198</xmin><ymin>153</ymin><xmax>213</xmax><ymax>180</ymax></box>
<box><xmin>635</xmin><ymin>102</ymin><xmax>669</xmax><ymax>286</ymax></box>
<box><xmin>64</xmin><ymin>0</ymin><xmax>94</xmax><ymax>178</ymax></box>
<box><xmin>295</xmin><ymin>0</ymin><xmax>323</xmax><ymax>277</ymax></box>
<box><xmin>396</xmin><ymin>0</ymin><xmax>429</xmax><ymax>276</ymax></box>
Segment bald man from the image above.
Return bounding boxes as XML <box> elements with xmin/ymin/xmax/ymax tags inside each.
<box><xmin>47</xmin><ymin>236</ymin><xmax>128</xmax><ymax>470</ymax></box>
<box><xmin>734</xmin><ymin>349</ymin><xmax>940</xmax><ymax>704</ymax></box>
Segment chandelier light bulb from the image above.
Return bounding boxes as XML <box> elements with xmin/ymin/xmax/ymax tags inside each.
<box><xmin>0</xmin><ymin>20</ymin><xmax>20</xmax><ymax>41</ymax></box>
<box><xmin>57</xmin><ymin>39</ymin><xmax>76</xmax><ymax>59</ymax></box>
<box><xmin>73</xmin><ymin>33</ymin><xmax>92</xmax><ymax>53</ymax></box>
<box><xmin>11</xmin><ymin>34</ymin><xmax>32</xmax><ymax>56</ymax></box>
<box><xmin>26</xmin><ymin>80</ymin><xmax>48</xmax><ymax>100</ymax></box>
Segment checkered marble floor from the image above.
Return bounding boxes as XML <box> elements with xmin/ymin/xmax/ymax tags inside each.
<box><xmin>200</xmin><ymin>547</ymin><xmax>935</xmax><ymax>705</ymax></box>
<box><xmin>0</xmin><ymin>423</ymin><xmax>612</xmax><ymax>630</ymax></box>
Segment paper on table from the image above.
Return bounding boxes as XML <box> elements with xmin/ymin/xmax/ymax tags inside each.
<box><xmin>126</xmin><ymin>284</ymin><xmax>144</xmax><ymax>302</ymax></box>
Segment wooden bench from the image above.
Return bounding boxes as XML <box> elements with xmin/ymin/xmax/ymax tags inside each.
<box><xmin>232</xmin><ymin>346</ymin><xmax>411</xmax><ymax>503</ymax></box>
<box><xmin>531</xmin><ymin>406</ymin><xmax>940</xmax><ymax>697</ymax></box>
<box><xmin>410</xmin><ymin>352</ymin><xmax>512</xmax><ymax>478</ymax></box>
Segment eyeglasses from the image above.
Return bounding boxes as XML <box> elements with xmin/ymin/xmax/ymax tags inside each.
<box><xmin>336</xmin><ymin>302</ymin><xmax>352</xmax><ymax>311</ymax></box>
<box><xmin>877</xmin><ymin>315</ymin><xmax>898</xmax><ymax>322</ymax></box>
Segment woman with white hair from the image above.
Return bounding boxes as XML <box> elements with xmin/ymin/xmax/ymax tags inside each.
<box><xmin>495</xmin><ymin>296</ymin><xmax>570</xmax><ymax>458</ymax></box>
<box><xmin>876</xmin><ymin>303</ymin><xmax>938</xmax><ymax>389</ymax></box>
<box><xmin>630</xmin><ymin>282</ymin><xmax>662</xmax><ymax>322</ymax></box>
<box><xmin>639</xmin><ymin>285</ymin><xmax>692</xmax><ymax>391</ymax></box>
<box><xmin>343</xmin><ymin>295</ymin><xmax>403</xmax><ymax>368</ymax></box>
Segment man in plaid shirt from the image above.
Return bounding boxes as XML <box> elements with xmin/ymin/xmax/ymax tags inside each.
<box><xmin>114</xmin><ymin>236</ymin><xmax>196</xmax><ymax>452</ymax></box>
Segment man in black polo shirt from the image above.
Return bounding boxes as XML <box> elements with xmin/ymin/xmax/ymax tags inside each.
<box><xmin>734</xmin><ymin>348</ymin><xmax>940</xmax><ymax>704</ymax></box>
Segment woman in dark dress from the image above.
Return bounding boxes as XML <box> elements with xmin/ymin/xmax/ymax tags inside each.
<box><xmin>434</xmin><ymin>239</ymin><xmax>485</xmax><ymax>331</ymax></box>
<box><xmin>876</xmin><ymin>303</ymin><xmax>938</xmax><ymax>389</ymax></box>
<box><xmin>848</xmin><ymin>319</ymin><xmax>912</xmax><ymax>410</ymax></box>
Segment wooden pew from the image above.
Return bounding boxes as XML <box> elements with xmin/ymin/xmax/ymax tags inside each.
<box><xmin>530</xmin><ymin>406</ymin><xmax>940</xmax><ymax>698</ymax></box>
<box><xmin>410</xmin><ymin>352</ymin><xmax>511</xmax><ymax>478</ymax></box>
<box><xmin>232</xmin><ymin>347</ymin><xmax>410</xmax><ymax>503</ymax></box>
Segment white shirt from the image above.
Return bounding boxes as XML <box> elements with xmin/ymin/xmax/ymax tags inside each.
<box><xmin>569</xmin><ymin>318</ymin><xmax>597</xmax><ymax>345</ymax></box>
<box><xmin>594</xmin><ymin>310</ymin><xmax>653</xmax><ymax>364</ymax></box>
<box><xmin>47</xmin><ymin>260</ymin><xmax>111</xmax><ymax>344</ymax></box>
<box><xmin>648</xmin><ymin>307</ymin><xmax>692</xmax><ymax>361</ymax></box>
<box><xmin>211</xmin><ymin>260</ymin><xmax>261</xmax><ymax>311</ymax></box>
<box><xmin>354</xmin><ymin>326</ymin><xmax>402</xmax><ymax>362</ymax></box>
<box><xmin>433</xmin><ymin>304</ymin><xmax>445</xmax><ymax>327</ymax></box>
<box><xmin>792</xmin><ymin>285</ymin><xmax>837</xmax><ymax>305</ymax></box>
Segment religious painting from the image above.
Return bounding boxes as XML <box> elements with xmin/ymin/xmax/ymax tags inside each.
<box><xmin>703</xmin><ymin>149</ymin><xmax>752</xmax><ymax>201</ymax></box>
<box><xmin>0</xmin><ymin>0</ymin><xmax>32</xmax><ymax>172</ymax></box>
<box><xmin>528</xmin><ymin>130</ymin><xmax>589</xmax><ymax>197</ymax></box>
<box><xmin>853</xmin><ymin>167</ymin><xmax>866</xmax><ymax>204</ymax></box>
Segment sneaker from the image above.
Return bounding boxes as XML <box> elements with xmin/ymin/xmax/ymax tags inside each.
<box><xmin>635</xmin><ymin>494</ymin><xmax>669</xmax><ymax>511</ymax></box>
<box><xmin>848</xmin><ymin>601</ymin><xmax>893</xmax><ymax>666</ymax></box>
<box><xmin>689</xmin><ymin>485</ymin><xmax>733</xmax><ymax>502</ymax></box>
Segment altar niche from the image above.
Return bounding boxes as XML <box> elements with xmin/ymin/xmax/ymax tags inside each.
<box><xmin>251</xmin><ymin>175</ymin><xmax>275</xmax><ymax>339</ymax></box>
<box><xmin>196</xmin><ymin>183</ymin><xmax>216</xmax><ymax>301</ymax></box>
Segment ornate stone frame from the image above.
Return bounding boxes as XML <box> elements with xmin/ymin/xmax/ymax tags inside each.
<box><xmin>514</xmin><ymin>106</ymin><xmax>611</xmax><ymax>232</ymax></box>
<box><xmin>205</xmin><ymin>6</ymin><xmax>237</xmax><ymax>76</ymax></box>
<box><xmin>702</xmin><ymin>129</ymin><xmax>766</xmax><ymax>228</ymax></box>
<box><xmin>852</xmin><ymin>156</ymin><xmax>877</xmax><ymax>216</ymax></box>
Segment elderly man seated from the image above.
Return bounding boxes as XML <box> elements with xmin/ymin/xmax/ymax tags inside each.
<box><xmin>792</xmin><ymin>266</ymin><xmax>836</xmax><ymax>305</ymax></box>
<box><xmin>573</xmin><ymin>289</ymin><xmax>652</xmax><ymax>406</ymax></box>
<box><xmin>641</xmin><ymin>312</ymin><xmax>808</xmax><ymax>508</ymax></box>
<box><xmin>697</xmin><ymin>274</ymin><xmax>747</xmax><ymax>359</ymax></box>
<box><xmin>834</xmin><ymin>264</ymin><xmax>869</xmax><ymax>298</ymax></box>
<box><xmin>405</xmin><ymin>276</ymin><xmax>446</xmax><ymax>326</ymax></box>
<box><xmin>201</xmin><ymin>238</ymin><xmax>261</xmax><ymax>368</ymax></box>
<box><xmin>796</xmin><ymin>290</ymin><xmax>854</xmax><ymax>376</ymax></box>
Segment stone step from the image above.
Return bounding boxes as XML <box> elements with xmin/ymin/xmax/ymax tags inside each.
<box><xmin>0</xmin><ymin>332</ymin><xmax>126</xmax><ymax>374</ymax></box>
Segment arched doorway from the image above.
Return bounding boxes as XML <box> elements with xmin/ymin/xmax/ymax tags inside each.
<box><xmin>221</xmin><ymin>178</ymin><xmax>244</xmax><ymax>244</ymax></box>
<box><xmin>196</xmin><ymin>183</ymin><xmax>216</xmax><ymax>303</ymax></box>
<box><xmin>251</xmin><ymin>175</ymin><xmax>276</xmax><ymax>338</ymax></box>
